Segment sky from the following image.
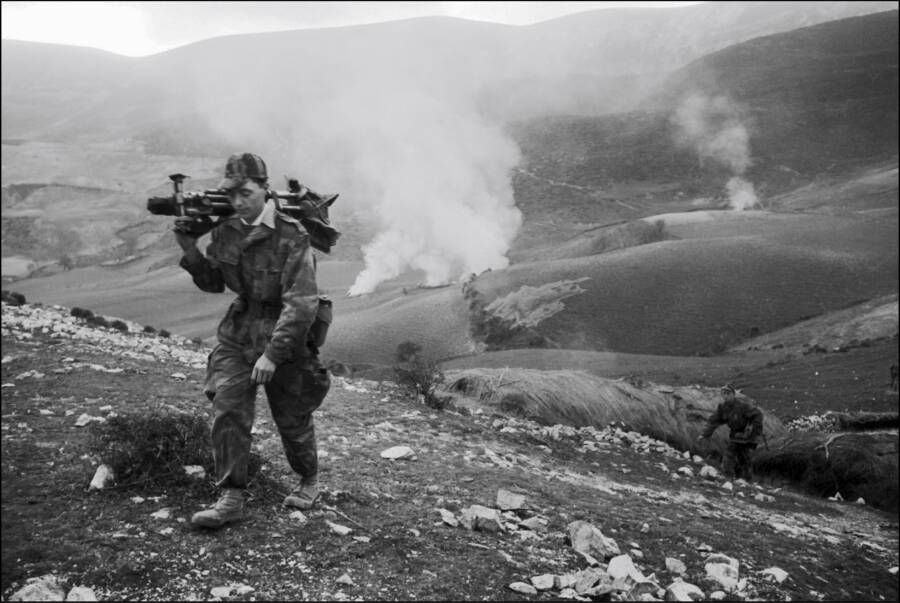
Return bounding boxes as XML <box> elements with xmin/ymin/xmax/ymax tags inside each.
<box><xmin>1</xmin><ymin>1</ymin><xmax>704</xmax><ymax>57</ymax></box>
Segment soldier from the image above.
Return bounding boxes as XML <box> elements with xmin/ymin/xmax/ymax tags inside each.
<box><xmin>175</xmin><ymin>152</ymin><xmax>331</xmax><ymax>529</ymax></box>
<box><xmin>697</xmin><ymin>384</ymin><xmax>763</xmax><ymax>480</ymax></box>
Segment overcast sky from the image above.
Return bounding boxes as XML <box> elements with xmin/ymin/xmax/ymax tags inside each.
<box><xmin>2</xmin><ymin>1</ymin><xmax>704</xmax><ymax>57</ymax></box>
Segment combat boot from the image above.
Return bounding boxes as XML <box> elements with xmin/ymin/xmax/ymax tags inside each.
<box><xmin>191</xmin><ymin>487</ymin><xmax>244</xmax><ymax>528</ymax></box>
<box><xmin>284</xmin><ymin>477</ymin><xmax>319</xmax><ymax>510</ymax></box>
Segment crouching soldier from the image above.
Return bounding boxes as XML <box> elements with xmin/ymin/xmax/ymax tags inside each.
<box><xmin>175</xmin><ymin>152</ymin><xmax>331</xmax><ymax>529</ymax></box>
<box><xmin>697</xmin><ymin>384</ymin><xmax>763</xmax><ymax>481</ymax></box>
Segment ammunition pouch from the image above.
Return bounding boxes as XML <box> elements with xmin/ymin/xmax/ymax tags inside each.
<box><xmin>308</xmin><ymin>296</ymin><xmax>332</xmax><ymax>348</ymax></box>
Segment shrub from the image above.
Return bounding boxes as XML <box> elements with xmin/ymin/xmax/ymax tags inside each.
<box><xmin>88</xmin><ymin>409</ymin><xmax>214</xmax><ymax>490</ymax></box>
<box><xmin>87</xmin><ymin>315</ymin><xmax>109</xmax><ymax>328</ymax></box>
<box><xmin>143</xmin><ymin>325</ymin><xmax>157</xmax><ymax>334</ymax></box>
<box><xmin>109</xmin><ymin>319</ymin><xmax>129</xmax><ymax>332</ymax></box>
<box><xmin>1</xmin><ymin>290</ymin><xmax>26</xmax><ymax>306</ymax></box>
<box><xmin>393</xmin><ymin>341</ymin><xmax>448</xmax><ymax>411</ymax></box>
<box><xmin>71</xmin><ymin>307</ymin><xmax>94</xmax><ymax>320</ymax></box>
<box><xmin>159</xmin><ymin>329</ymin><xmax>171</xmax><ymax>338</ymax></box>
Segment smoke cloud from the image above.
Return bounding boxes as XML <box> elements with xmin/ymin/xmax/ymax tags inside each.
<box><xmin>672</xmin><ymin>93</ymin><xmax>759</xmax><ymax>210</ymax></box>
<box><xmin>188</xmin><ymin>39</ymin><xmax>523</xmax><ymax>296</ymax></box>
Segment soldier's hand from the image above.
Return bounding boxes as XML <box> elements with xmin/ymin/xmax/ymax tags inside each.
<box><xmin>173</xmin><ymin>218</ymin><xmax>199</xmax><ymax>251</ymax></box>
<box><xmin>251</xmin><ymin>354</ymin><xmax>277</xmax><ymax>384</ymax></box>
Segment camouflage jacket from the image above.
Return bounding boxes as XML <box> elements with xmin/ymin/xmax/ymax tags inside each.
<box><xmin>701</xmin><ymin>397</ymin><xmax>764</xmax><ymax>442</ymax></box>
<box><xmin>180</xmin><ymin>211</ymin><xmax>319</xmax><ymax>365</ymax></box>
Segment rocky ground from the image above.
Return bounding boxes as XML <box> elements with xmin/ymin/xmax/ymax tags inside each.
<box><xmin>1</xmin><ymin>301</ymin><xmax>898</xmax><ymax>601</ymax></box>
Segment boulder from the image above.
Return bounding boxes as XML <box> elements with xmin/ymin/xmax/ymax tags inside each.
<box><xmin>460</xmin><ymin>505</ymin><xmax>504</xmax><ymax>533</ymax></box>
<box><xmin>567</xmin><ymin>520</ymin><xmax>620</xmax><ymax>560</ymax></box>
<box><xmin>10</xmin><ymin>576</ymin><xmax>66</xmax><ymax>601</ymax></box>
<box><xmin>665</xmin><ymin>579</ymin><xmax>705</xmax><ymax>601</ymax></box>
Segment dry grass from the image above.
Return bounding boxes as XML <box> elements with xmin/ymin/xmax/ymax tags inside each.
<box><xmin>443</xmin><ymin>367</ymin><xmax>788</xmax><ymax>453</ymax></box>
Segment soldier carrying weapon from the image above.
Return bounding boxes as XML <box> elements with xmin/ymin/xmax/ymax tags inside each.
<box><xmin>697</xmin><ymin>384</ymin><xmax>764</xmax><ymax>481</ymax></box>
<box><xmin>171</xmin><ymin>152</ymin><xmax>334</xmax><ymax>529</ymax></box>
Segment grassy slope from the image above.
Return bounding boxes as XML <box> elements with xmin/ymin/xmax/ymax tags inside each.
<box><xmin>474</xmin><ymin>209</ymin><xmax>898</xmax><ymax>356</ymax></box>
<box><xmin>2</xmin><ymin>304</ymin><xmax>898</xmax><ymax>601</ymax></box>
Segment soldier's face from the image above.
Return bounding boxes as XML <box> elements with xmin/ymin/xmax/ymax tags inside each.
<box><xmin>230</xmin><ymin>180</ymin><xmax>267</xmax><ymax>222</ymax></box>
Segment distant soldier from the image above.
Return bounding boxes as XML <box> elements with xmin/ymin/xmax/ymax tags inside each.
<box><xmin>697</xmin><ymin>384</ymin><xmax>764</xmax><ymax>480</ymax></box>
<box><xmin>891</xmin><ymin>363</ymin><xmax>898</xmax><ymax>391</ymax></box>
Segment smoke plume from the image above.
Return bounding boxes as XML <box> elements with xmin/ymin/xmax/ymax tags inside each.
<box><xmin>188</xmin><ymin>39</ymin><xmax>523</xmax><ymax>296</ymax></box>
<box><xmin>672</xmin><ymin>94</ymin><xmax>759</xmax><ymax>210</ymax></box>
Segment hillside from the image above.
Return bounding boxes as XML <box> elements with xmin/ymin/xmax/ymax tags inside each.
<box><xmin>2</xmin><ymin>300</ymin><xmax>898</xmax><ymax>601</ymax></box>
<box><xmin>510</xmin><ymin>10</ymin><xmax>899</xmax><ymax>226</ymax></box>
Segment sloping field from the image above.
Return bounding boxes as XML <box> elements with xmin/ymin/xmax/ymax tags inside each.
<box><xmin>8</xmin><ymin>257</ymin><xmax>473</xmax><ymax>365</ymax></box>
<box><xmin>325</xmin><ymin>285</ymin><xmax>475</xmax><ymax>366</ymax></box>
<box><xmin>474</xmin><ymin>210</ymin><xmax>898</xmax><ymax>356</ymax></box>
<box><xmin>731</xmin><ymin>294</ymin><xmax>898</xmax><ymax>352</ymax></box>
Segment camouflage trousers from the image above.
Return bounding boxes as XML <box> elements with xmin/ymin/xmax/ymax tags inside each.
<box><xmin>204</xmin><ymin>343</ymin><xmax>331</xmax><ymax>488</ymax></box>
<box><xmin>723</xmin><ymin>441</ymin><xmax>757</xmax><ymax>481</ymax></box>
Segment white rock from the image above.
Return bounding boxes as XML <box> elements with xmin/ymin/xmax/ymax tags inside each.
<box><xmin>10</xmin><ymin>575</ymin><xmax>66</xmax><ymax>601</ymax></box>
<box><xmin>336</xmin><ymin>573</ymin><xmax>355</xmax><ymax>586</ymax></box>
<box><xmin>436</xmin><ymin>508</ymin><xmax>458</xmax><ymax>527</ymax></box>
<box><xmin>289</xmin><ymin>511</ymin><xmax>308</xmax><ymax>523</ymax></box>
<box><xmin>608</xmin><ymin>554</ymin><xmax>646</xmax><ymax>583</ymax></box>
<box><xmin>170</xmin><ymin>372</ymin><xmax>187</xmax><ymax>380</ymax></box>
<box><xmin>530</xmin><ymin>574</ymin><xmax>556</xmax><ymax>591</ymax></box>
<box><xmin>677</xmin><ymin>466</ymin><xmax>694</xmax><ymax>477</ymax></box>
<box><xmin>666</xmin><ymin>557</ymin><xmax>687</xmax><ymax>575</ymax></box>
<box><xmin>150</xmin><ymin>507</ymin><xmax>172</xmax><ymax>520</ymax></box>
<box><xmin>353</xmin><ymin>536</ymin><xmax>371</xmax><ymax>543</ymax></box>
<box><xmin>568</xmin><ymin>520</ymin><xmax>620</xmax><ymax>560</ymax></box>
<box><xmin>721</xmin><ymin>481</ymin><xmax>733</xmax><ymax>491</ymax></box>
<box><xmin>705</xmin><ymin>555</ymin><xmax>739</xmax><ymax>591</ymax></box>
<box><xmin>327</xmin><ymin>521</ymin><xmax>352</xmax><ymax>536</ymax></box>
<box><xmin>75</xmin><ymin>413</ymin><xmax>104</xmax><ymax>427</ymax></box>
<box><xmin>699</xmin><ymin>465</ymin><xmax>719</xmax><ymax>479</ymax></box>
<box><xmin>210</xmin><ymin>586</ymin><xmax>232</xmax><ymax>598</ymax></box>
<box><xmin>692</xmin><ymin>455</ymin><xmax>704</xmax><ymax>464</ymax></box>
<box><xmin>460</xmin><ymin>505</ymin><xmax>504</xmax><ymax>533</ymax></box>
<box><xmin>664</xmin><ymin>579</ymin><xmax>705</xmax><ymax>601</ymax></box>
<box><xmin>234</xmin><ymin>584</ymin><xmax>254</xmax><ymax>595</ymax></box>
<box><xmin>761</xmin><ymin>567</ymin><xmax>789</xmax><ymax>583</ymax></box>
<box><xmin>640</xmin><ymin>523</ymin><xmax>651</xmax><ymax>533</ymax></box>
<box><xmin>65</xmin><ymin>586</ymin><xmax>97</xmax><ymax>601</ymax></box>
<box><xmin>518</xmin><ymin>516</ymin><xmax>546</xmax><ymax>532</ymax></box>
<box><xmin>509</xmin><ymin>582</ymin><xmax>538</xmax><ymax>595</ymax></box>
<box><xmin>856</xmin><ymin>497</ymin><xmax>866</xmax><ymax>505</ymax></box>
<box><xmin>496</xmin><ymin>489</ymin><xmax>526</xmax><ymax>511</ymax></box>
<box><xmin>889</xmin><ymin>567</ymin><xmax>898</xmax><ymax>575</ymax></box>
<box><xmin>130</xmin><ymin>496</ymin><xmax>145</xmax><ymax>504</ymax></box>
<box><xmin>380</xmin><ymin>445</ymin><xmax>415</xmax><ymax>460</ymax></box>
<box><xmin>709</xmin><ymin>591</ymin><xmax>726</xmax><ymax>600</ymax></box>
<box><xmin>183</xmin><ymin>465</ymin><xmax>206</xmax><ymax>478</ymax></box>
<box><xmin>88</xmin><ymin>464</ymin><xmax>114</xmax><ymax>490</ymax></box>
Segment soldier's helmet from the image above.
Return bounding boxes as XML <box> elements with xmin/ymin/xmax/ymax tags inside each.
<box><xmin>721</xmin><ymin>384</ymin><xmax>737</xmax><ymax>396</ymax></box>
<box><xmin>219</xmin><ymin>153</ymin><xmax>268</xmax><ymax>189</ymax></box>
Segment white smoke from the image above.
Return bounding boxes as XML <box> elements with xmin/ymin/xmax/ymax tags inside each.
<box><xmin>672</xmin><ymin>94</ymin><xmax>759</xmax><ymax>210</ymax></box>
<box><xmin>189</xmin><ymin>47</ymin><xmax>523</xmax><ymax>297</ymax></box>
